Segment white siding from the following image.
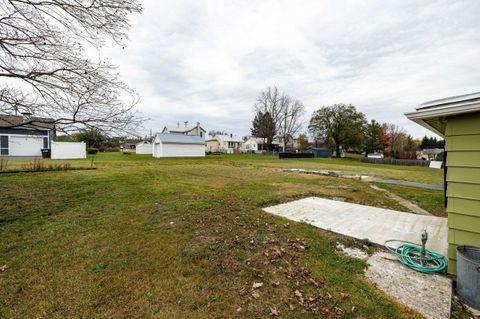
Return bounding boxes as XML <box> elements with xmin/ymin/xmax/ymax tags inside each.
<box><xmin>51</xmin><ymin>142</ymin><xmax>86</xmax><ymax>159</ymax></box>
<box><xmin>153</xmin><ymin>142</ymin><xmax>204</xmax><ymax>158</ymax></box>
<box><xmin>162</xmin><ymin>143</ymin><xmax>204</xmax><ymax>157</ymax></box>
<box><xmin>9</xmin><ymin>135</ymin><xmax>44</xmax><ymax>156</ymax></box>
<box><xmin>136</xmin><ymin>143</ymin><xmax>152</xmax><ymax>154</ymax></box>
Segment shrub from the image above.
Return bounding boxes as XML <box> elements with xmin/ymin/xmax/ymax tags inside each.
<box><xmin>104</xmin><ymin>147</ymin><xmax>120</xmax><ymax>152</ymax></box>
<box><xmin>24</xmin><ymin>158</ymin><xmax>45</xmax><ymax>171</ymax></box>
<box><xmin>22</xmin><ymin>160</ymin><xmax>74</xmax><ymax>172</ymax></box>
<box><xmin>435</xmin><ymin>152</ymin><xmax>444</xmax><ymax>162</ymax></box>
<box><xmin>87</xmin><ymin>148</ymin><xmax>98</xmax><ymax>154</ymax></box>
<box><xmin>0</xmin><ymin>158</ymin><xmax>8</xmax><ymax>171</ymax></box>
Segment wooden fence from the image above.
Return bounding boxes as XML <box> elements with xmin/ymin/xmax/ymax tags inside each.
<box><xmin>360</xmin><ymin>157</ymin><xmax>431</xmax><ymax>167</ymax></box>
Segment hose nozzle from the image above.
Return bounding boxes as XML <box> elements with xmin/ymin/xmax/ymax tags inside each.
<box><xmin>421</xmin><ymin>230</ymin><xmax>428</xmax><ymax>262</ymax></box>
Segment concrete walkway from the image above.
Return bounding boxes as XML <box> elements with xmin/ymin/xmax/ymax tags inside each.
<box><xmin>263</xmin><ymin>197</ymin><xmax>448</xmax><ymax>255</ymax></box>
<box><xmin>375</xmin><ymin>179</ymin><xmax>444</xmax><ymax>191</ymax></box>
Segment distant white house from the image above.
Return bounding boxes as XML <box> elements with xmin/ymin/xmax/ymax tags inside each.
<box><xmin>244</xmin><ymin>137</ymin><xmax>264</xmax><ymax>153</ymax></box>
<box><xmin>206</xmin><ymin>134</ymin><xmax>243</xmax><ymax>154</ymax></box>
<box><xmin>162</xmin><ymin>122</ymin><xmax>206</xmax><ymax>138</ymax></box>
<box><xmin>242</xmin><ymin>136</ymin><xmax>283</xmax><ymax>153</ymax></box>
<box><xmin>0</xmin><ymin>114</ymin><xmax>55</xmax><ymax>158</ymax></box>
<box><xmin>152</xmin><ymin>133</ymin><xmax>205</xmax><ymax>158</ymax></box>
<box><xmin>419</xmin><ymin>148</ymin><xmax>444</xmax><ymax>161</ymax></box>
<box><xmin>136</xmin><ymin>141</ymin><xmax>152</xmax><ymax>155</ymax></box>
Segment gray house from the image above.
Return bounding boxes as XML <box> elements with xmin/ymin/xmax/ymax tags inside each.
<box><xmin>0</xmin><ymin>114</ymin><xmax>55</xmax><ymax>157</ymax></box>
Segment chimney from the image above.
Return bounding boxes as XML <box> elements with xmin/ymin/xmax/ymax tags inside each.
<box><xmin>184</xmin><ymin>121</ymin><xmax>188</xmax><ymax>128</ymax></box>
<box><xmin>177</xmin><ymin>121</ymin><xmax>180</xmax><ymax>128</ymax></box>
<box><xmin>230</xmin><ymin>133</ymin><xmax>233</xmax><ymax>138</ymax></box>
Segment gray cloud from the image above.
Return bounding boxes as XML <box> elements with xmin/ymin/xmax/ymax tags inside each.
<box><xmin>103</xmin><ymin>0</ymin><xmax>480</xmax><ymax>138</ymax></box>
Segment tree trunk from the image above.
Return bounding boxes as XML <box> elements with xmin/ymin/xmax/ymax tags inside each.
<box><xmin>267</xmin><ymin>137</ymin><xmax>273</xmax><ymax>151</ymax></box>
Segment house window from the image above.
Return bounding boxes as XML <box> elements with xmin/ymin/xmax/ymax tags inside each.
<box><xmin>0</xmin><ymin>135</ymin><xmax>8</xmax><ymax>155</ymax></box>
<box><xmin>200</xmin><ymin>132</ymin><xmax>203</xmax><ymax>137</ymax></box>
<box><xmin>43</xmin><ymin>137</ymin><xmax>49</xmax><ymax>149</ymax></box>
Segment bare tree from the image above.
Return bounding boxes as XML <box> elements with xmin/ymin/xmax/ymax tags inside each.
<box><xmin>0</xmin><ymin>0</ymin><xmax>143</xmax><ymax>133</ymax></box>
<box><xmin>386</xmin><ymin>123</ymin><xmax>407</xmax><ymax>158</ymax></box>
<box><xmin>277</xmin><ymin>96</ymin><xmax>305</xmax><ymax>151</ymax></box>
<box><xmin>253</xmin><ymin>86</ymin><xmax>305</xmax><ymax>151</ymax></box>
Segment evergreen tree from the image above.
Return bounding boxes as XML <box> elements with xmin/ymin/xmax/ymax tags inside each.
<box><xmin>251</xmin><ymin>111</ymin><xmax>276</xmax><ymax>151</ymax></box>
<box><xmin>363</xmin><ymin>120</ymin><xmax>383</xmax><ymax>155</ymax></box>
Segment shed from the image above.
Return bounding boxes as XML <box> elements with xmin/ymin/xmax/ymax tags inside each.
<box><xmin>306</xmin><ymin>147</ymin><xmax>333</xmax><ymax>158</ymax></box>
<box><xmin>152</xmin><ymin>133</ymin><xmax>205</xmax><ymax>158</ymax></box>
<box><xmin>136</xmin><ymin>141</ymin><xmax>152</xmax><ymax>155</ymax></box>
<box><xmin>406</xmin><ymin>92</ymin><xmax>480</xmax><ymax>275</ymax></box>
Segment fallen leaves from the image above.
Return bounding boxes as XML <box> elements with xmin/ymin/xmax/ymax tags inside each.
<box><xmin>340</xmin><ymin>292</ymin><xmax>349</xmax><ymax>299</ymax></box>
<box><xmin>294</xmin><ymin>289</ymin><xmax>303</xmax><ymax>298</ymax></box>
<box><xmin>252</xmin><ymin>282</ymin><xmax>263</xmax><ymax>289</ymax></box>
<box><xmin>269</xmin><ymin>305</ymin><xmax>280</xmax><ymax>316</ymax></box>
<box><xmin>235</xmin><ymin>235</ymin><xmax>354</xmax><ymax>318</ymax></box>
<box><xmin>288</xmin><ymin>238</ymin><xmax>310</xmax><ymax>252</ymax></box>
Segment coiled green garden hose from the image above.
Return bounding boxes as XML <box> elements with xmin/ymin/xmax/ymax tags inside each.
<box><xmin>384</xmin><ymin>240</ymin><xmax>448</xmax><ymax>273</ymax></box>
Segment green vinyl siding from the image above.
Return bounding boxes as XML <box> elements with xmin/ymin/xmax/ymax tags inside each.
<box><xmin>446</xmin><ymin>151</ymin><xmax>480</xmax><ymax>168</ymax></box>
<box><xmin>448</xmin><ymin>257</ymin><xmax>457</xmax><ymax>274</ymax></box>
<box><xmin>445</xmin><ymin>135</ymin><xmax>480</xmax><ymax>151</ymax></box>
<box><xmin>445</xmin><ymin>113</ymin><xmax>480</xmax><ymax>136</ymax></box>
<box><xmin>447</xmin><ymin>197</ymin><xmax>480</xmax><ymax>217</ymax></box>
<box><xmin>447</xmin><ymin>167</ymin><xmax>480</xmax><ymax>185</ymax></box>
<box><xmin>448</xmin><ymin>228</ymin><xmax>480</xmax><ymax>246</ymax></box>
<box><xmin>446</xmin><ymin>182</ymin><xmax>480</xmax><ymax>201</ymax></box>
<box><xmin>448</xmin><ymin>212</ymin><xmax>480</xmax><ymax>233</ymax></box>
<box><xmin>445</xmin><ymin>111</ymin><xmax>480</xmax><ymax>275</ymax></box>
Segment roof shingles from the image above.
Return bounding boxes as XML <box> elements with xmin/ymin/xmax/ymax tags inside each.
<box><xmin>0</xmin><ymin>114</ymin><xmax>55</xmax><ymax>130</ymax></box>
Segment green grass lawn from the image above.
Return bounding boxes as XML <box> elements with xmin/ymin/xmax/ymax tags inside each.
<box><xmin>0</xmin><ymin>153</ymin><xmax>457</xmax><ymax>318</ymax></box>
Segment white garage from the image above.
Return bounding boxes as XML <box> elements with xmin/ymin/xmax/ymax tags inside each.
<box><xmin>152</xmin><ymin>133</ymin><xmax>205</xmax><ymax>158</ymax></box>
<box><xmin>9</xmin><ymin>135</ymin><xmax>44</xmax><ymax>156</ymax></box>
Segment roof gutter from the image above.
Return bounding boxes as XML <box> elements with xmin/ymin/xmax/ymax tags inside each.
<box><xmin>405</xmin><ymin>99</ymin><xmax>480</xmax><ymax>137</ymax></box>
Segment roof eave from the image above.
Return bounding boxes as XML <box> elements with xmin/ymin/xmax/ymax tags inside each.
<box><xmin>405</xmin><ymin>117</ymin><xmax>445</xmax><ymax>138</ymax></box>
<box><xmin>405</xmin><ymin>100</ymin><xmax>480</xmax><ymax>137</ymax></box>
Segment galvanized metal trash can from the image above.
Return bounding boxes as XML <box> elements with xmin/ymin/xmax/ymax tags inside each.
<box><xmin>456</xmin><ymin>245</ymin><xmax>480</xmax><ymax>309</ymax></box>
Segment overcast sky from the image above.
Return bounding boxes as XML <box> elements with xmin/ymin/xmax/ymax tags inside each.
<box><xmin>103</xmin><ymin>0</ymin><xmax>480</xmax><ymax>138</ymax></box>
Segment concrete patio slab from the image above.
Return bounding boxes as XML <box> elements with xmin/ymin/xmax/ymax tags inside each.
<box><xmin>263</xmin><ymin>197</ymin><xmax>448</xmax><ymax>255</ymax></box>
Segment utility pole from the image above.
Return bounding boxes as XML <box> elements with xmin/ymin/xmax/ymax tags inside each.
<box><xmin>284</xmin><ymin>109</ymin><xmax>287</xmax><ymax>152</ymax></box>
